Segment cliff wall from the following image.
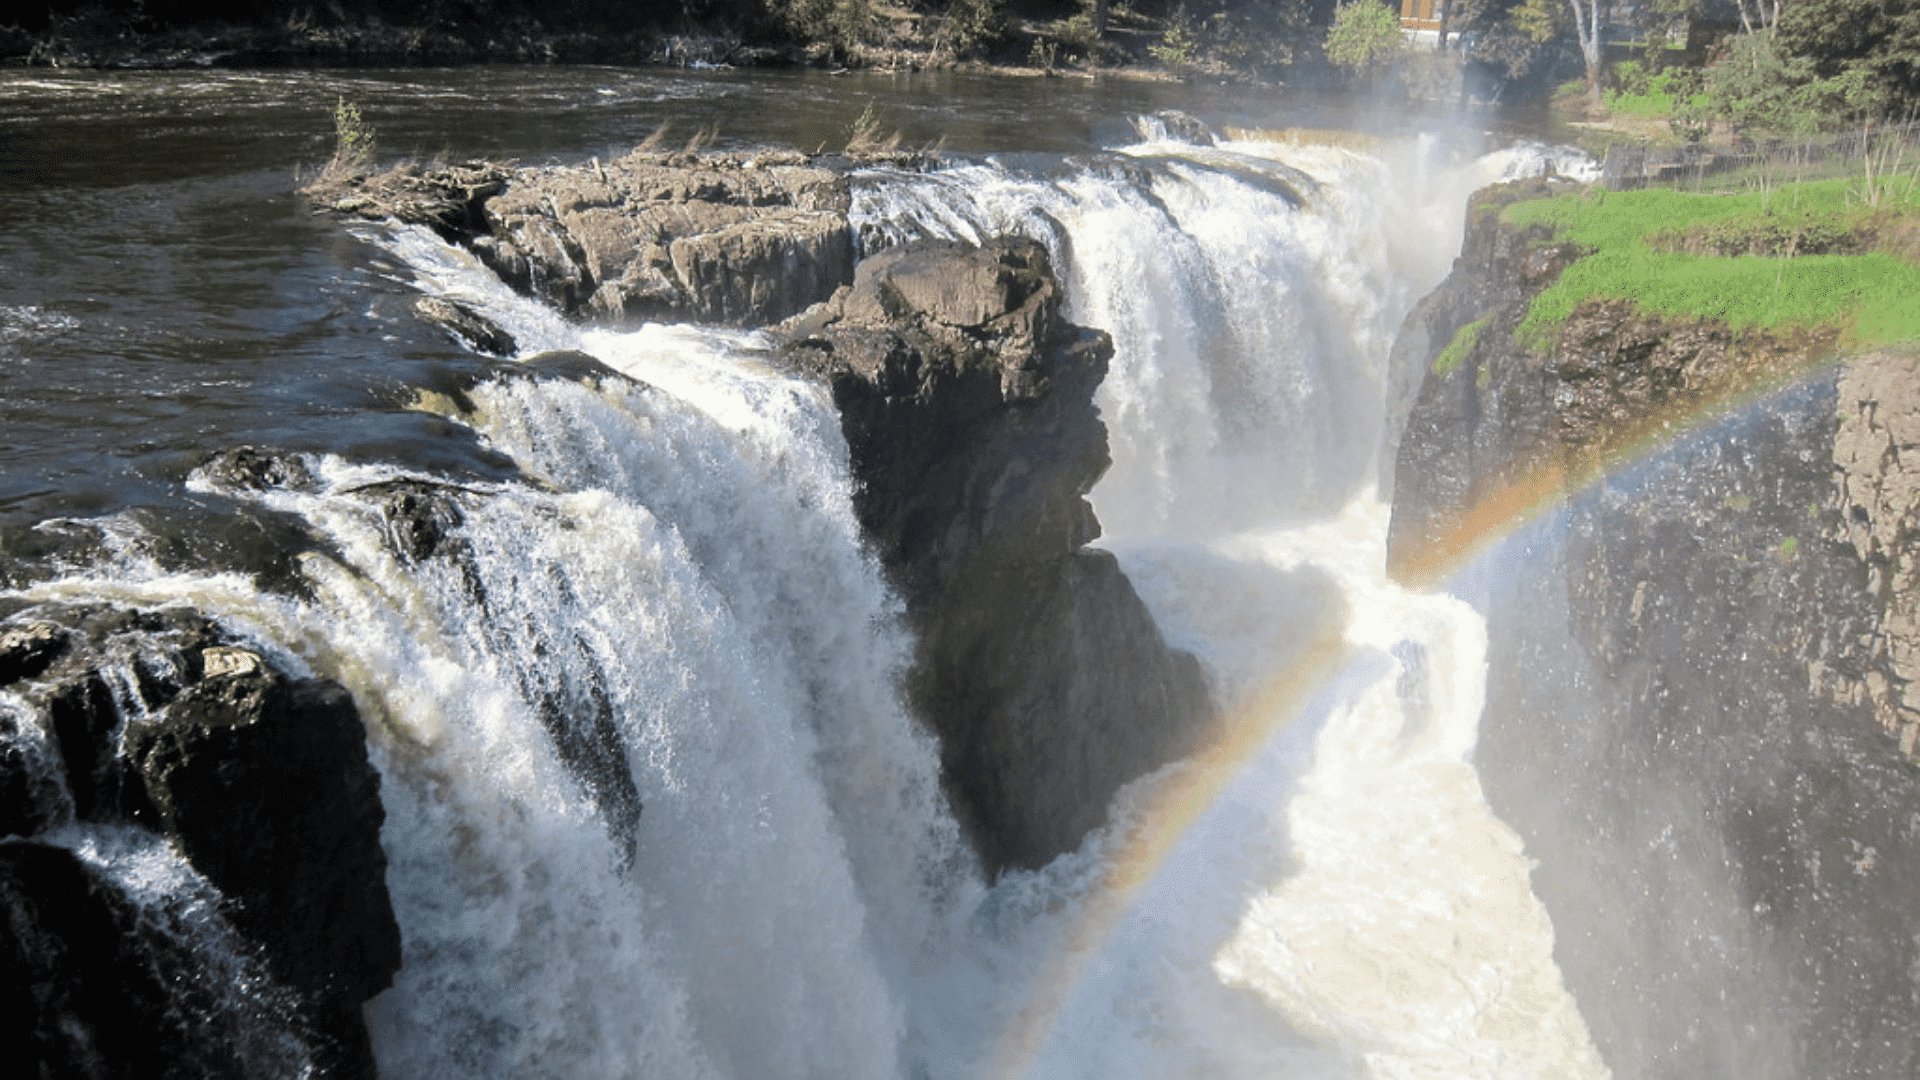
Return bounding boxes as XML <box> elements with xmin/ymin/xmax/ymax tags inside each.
<box><xmin>1389</xmin><ymin>181</ymin><xmax>1920</xmax><ymax>1079</ymax></box>
<box><xmin>781</xmin><ymin>237</ymin><xmax>1213</xmax><ymax>874</ymax></box>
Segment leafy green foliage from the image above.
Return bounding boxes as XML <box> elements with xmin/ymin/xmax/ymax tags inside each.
<box><xmin>1699</xmin><ymin>30</ymin><xmax>1906</xmax><ymax>136</ymax></box>
<box><xmin>1607</xmin><ymin>66</ymin><xmax>1709</xmax><ymax>119</ymax></box>
<box><xmin>1150</xmin><ymin>20</ymin><xmax>1197</xmax><ymax>66</ymax></box>
<box><xmin>1509</xmin><ymin>0</ymin><xmax>1555</xmax><ymax>43</ymax></box>
<box><xmin>1665</xmin><ymin>66</ymin><xmax>1713</xmax><ymax>143</ymax></box>
<box><xmin>1324</xmin><ymin>0</ymin><xmax>1402</xmax><ymax>69</ymax></box>
<box><xmin>328</xmin><ymin>96</ymin><xmax>376</xmax><ymax>175</ymax></box>
<box><xmin>1500</xmin><ymin>180</ymin><xmax>1920</xmax><ymax>352</ymax></box>
<box><xmin>939</xmin><ymin>0</ymin><xmax>1009</xmax><ymax>59</ymax></box>
<box><xmin>774</xmin><ymin>0</ymin><xmax>874</xmax><ymax>57</ymax></box>
<box><xmin>1777</xmin><ymin>0</ymin><xmax>1920</xmax><ymax>117</ymax></box>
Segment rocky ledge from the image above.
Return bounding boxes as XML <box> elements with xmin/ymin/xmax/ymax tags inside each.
<box><xmin>309</xmin><ymin>148</ymin><xmax>911</xmax><ymax>328</ymax></box>
<box><xmin>1388</xmin><ymin>178</ymin><xmax>1920</xmax><ymax>1079</ymax></box>
<box><xmin>1</xmin><ymin>603</ymin><xmax>401</xmax><ymax>1079</ymax></box>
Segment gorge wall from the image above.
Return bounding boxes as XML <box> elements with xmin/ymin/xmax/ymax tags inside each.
<box><xmin>1389</xmin><ymin>179</ymin><xmax>1920</xmax><ymax>1079</ymax></box>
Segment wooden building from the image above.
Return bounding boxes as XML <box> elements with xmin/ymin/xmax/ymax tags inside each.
<box><xmin>1399</xmin><ymin>0</ymin><xmax>1442</xmax><ymax>31</ymax></box>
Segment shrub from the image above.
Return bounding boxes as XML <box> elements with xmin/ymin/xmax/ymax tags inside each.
<box><xmin>939</xmin><ymin>0</ymin><xmax>1007</xmax><ymax>59</ymax></box>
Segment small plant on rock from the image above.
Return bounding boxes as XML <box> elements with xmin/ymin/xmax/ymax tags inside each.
<box><xmin>327</xmin><ymin>96</ymin><xmax>377</xmax><ymax>178</ymax></box>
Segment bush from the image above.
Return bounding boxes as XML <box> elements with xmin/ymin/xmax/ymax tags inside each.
<box><xmin>1613</xmin><ymin>59</ymin><xmax>1651</xmax><ymax>98</ymax></box>
<box><xmin>1149</xmin><ymin>19</ymin><xmax>1196</xmax><ymax>68</ymax></box>
<box><xmin>322</xmin><ymin>96</ymin><xmax>376</xmax><ymax>180</ymax></box>
<box><xmin>1705</xmin><ymin>32</ymin><xmax>1894</xmax><ymax>137</ymax></box>
<box><xmin>939</xmin><ymin>0</ymin><xmax>1007</xmax><ymax>59</ymax></box>
<box><xmin>775</xmin><ymin>0</ymin><xmax>873</xmax><ymax>58</ymax></box>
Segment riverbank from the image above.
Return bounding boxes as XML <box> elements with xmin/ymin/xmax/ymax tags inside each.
<box><xmin>0</xmin><ymin>8</ymin><xmax>1195</xmax><ymax>80</ymax></box>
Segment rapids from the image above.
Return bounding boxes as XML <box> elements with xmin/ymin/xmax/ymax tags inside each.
<box><xmin>2</xmin><ymin>72</ymin><xmax>1613</xmax><ymax>1079</ymax></box>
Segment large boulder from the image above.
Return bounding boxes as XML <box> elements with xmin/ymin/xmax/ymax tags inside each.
<box><xmin>783</xmin><ymin>238</ymin><xmax>1214</xmax><ymax>874</ymax></box>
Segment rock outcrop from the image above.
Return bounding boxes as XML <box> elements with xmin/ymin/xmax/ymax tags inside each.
<box><xmin>782</xmin><ymin>238</ymin><xmax>1214</xmax><ymax>875</ymax></box>
<box><xmin>1388</xmin><ymin>179</ymin><xmax>1920</xmax><ymax>1080</ymax></box>
<box><xmin>0</xmin><ymin>603</ymin><xmax>401</xmax><ymax>1079</ymax></box>
<box><xmin>315</xmin><ymin>151</ymin><xmax>861</xmax><ymax>328</ymax></box>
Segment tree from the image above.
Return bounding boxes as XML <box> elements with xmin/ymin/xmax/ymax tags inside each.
<box><xmin>1563</xmin><ymin>0</ymin><xmax>1604</xmax><ymax>105</ymax></box>
<box><xmin>1777</xmin><ymin>0</ymin><xmax>1920</xmax><ymax>116</ymax></box>
<box><xmin>1325</xmin><ymin>0</ymin><xmax>1405</xmax><ymax>68</ymax></box>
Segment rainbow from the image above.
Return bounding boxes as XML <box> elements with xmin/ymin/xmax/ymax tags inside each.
<box><xmin>980</xmin><ymin>338</ymin><xmax>1906</xmax><ymax>1076</ymax></box>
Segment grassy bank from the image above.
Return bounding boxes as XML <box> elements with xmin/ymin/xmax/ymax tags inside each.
<box><xmin>1499</xmin><ymin>177</ymin><xmax>1920</xmax><ymax>353</ymax></box>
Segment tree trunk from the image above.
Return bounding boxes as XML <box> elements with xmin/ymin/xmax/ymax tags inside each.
<box><xmin>1565</xmin><ymin>0</ymin><xmax>1604</xmax><ymax>108</ymax></box>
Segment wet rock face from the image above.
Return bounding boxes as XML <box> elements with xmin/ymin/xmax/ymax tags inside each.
<box><xmin>1388</xmin><ymin>180</ymin><xmax>1920</xmax><ymax>1080</ymax></box>
<box><xmin>0</xmin><ymin>840</ymin><xmax>274</xmax><ymax>1080</ymax></box>
<box><xmin>319</xmin><ymin>151</ymin><xmax>858</xmax><ymax>328</ymax></box>
<box><xmin>0</xmin><ymin>604</ymin><xmax>400</xmax><ymax>1080</ymax></box>
<box><xmin>784</xmin><ymin>238</ymin><xmax>1214</xmax><ymax>874</ymax></box>
<box><xmin>414</xmin><ymin>296</ymin><xmax>518</xmax><ymax>356</ymax></box>
<box><xmin>1388</xmin><ymin>180</ymin><xmax>1835</xmax><ymax>582</ymax></box>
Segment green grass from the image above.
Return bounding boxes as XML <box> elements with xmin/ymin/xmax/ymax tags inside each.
<box><xmin>1499</xmin><ymin>178</ymin><xmax>1920</xmax><ymax>352</ymax></box>
<box><xmin>1606</xmin><ymin>70</ymin><xmax>1708</xmax><ymax>119</ymax></box>
<box><xmin>1432</xmin><ymin>316</ymin><xmax>1490</xmax><ymax>375</ymax></box>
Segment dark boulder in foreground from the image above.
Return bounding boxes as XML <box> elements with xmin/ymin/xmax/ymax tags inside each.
<box><xmin>0</xmin><ymin>603</ymin><xmax>400</xmax><ymax>1079</ymax></box>
<box><xmin>784</xmin><ymin>238</ymin><xmax>1215</xmax><ymax>874</ymax></box>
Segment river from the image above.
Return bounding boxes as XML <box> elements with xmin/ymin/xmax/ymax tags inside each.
<box><xmin>2</xmin><ymin>66</ymin><xmax>1605</xmax><ymax>1078</ymax></box>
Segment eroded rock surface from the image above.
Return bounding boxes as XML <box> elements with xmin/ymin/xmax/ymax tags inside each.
<box><xmin>317</xmin><ymin>151</ymin><xmax>860</xmax><ymax>328</ymax></box>
<box><xmin>1832</xmin><ymin>351</ymin><xmax>1920</xmax><ymax>753</ymax></box>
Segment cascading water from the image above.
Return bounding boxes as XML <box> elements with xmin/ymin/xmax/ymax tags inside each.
<box><xmin>3</xmin><ymin>119</ymin><xmax>1612</xmax><ymax>1078</ymax></box>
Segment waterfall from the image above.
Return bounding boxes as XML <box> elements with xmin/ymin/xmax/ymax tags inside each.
<box><xmin>3</xmin><ymin>126</ymin><xmax>1610</xmax><ymax>1078</ymax></box>
<box><xmin>849</xmin><ymin>132</ymin><xmax>1612</xmax><ymax>1079</ymax></box>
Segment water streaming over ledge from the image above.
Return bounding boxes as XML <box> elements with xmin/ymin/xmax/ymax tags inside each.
<box><xmin>4</xmin><ymin>117</ymin><xmax>1610</xmax><ymax>1078</ymax></box>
